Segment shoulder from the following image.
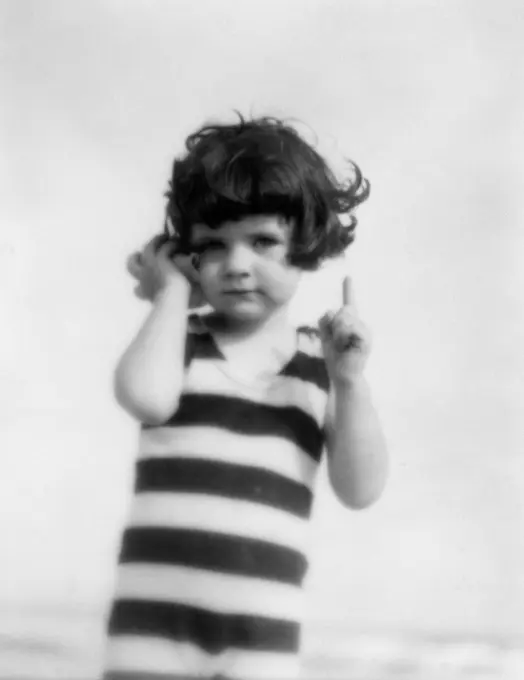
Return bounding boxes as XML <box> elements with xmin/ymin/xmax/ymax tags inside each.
<box><xmin>278</xmin><ymin>325</ymin><xmax>330</xmax><ymax>394</ymax></box>
<box><xmin>296</xmin><ymin>325</ymin><xmax>324</xmax><ymax>358</ymax></box>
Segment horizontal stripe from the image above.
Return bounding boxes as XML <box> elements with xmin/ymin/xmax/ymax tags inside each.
<box><xmin>144</xmin><ymin>394</ymin><xmax>324</xmax><ymax>461</ymax></box>
<box><xmin>128</xmin><ymin>492</ymin><xmax>309</xmax><ymax>552</ymax></box>
<box><xmin>134</xmin><ymin>458</ymin><xmax>313</xmax><ymax>518</ymax></box>
<box><xmin>114</xmin><ymin>563</ymin><xmax>304</xmax><ymax>620</ymax></box>
<box><xmin>184</xmin><ymin>361</ymin><xmax>328</xmax><ymax>425</ymax></box>
<box><xmin>108</xmin><ymin>600</ymin><xmax>300</xmax><ymax>655</ymax></box>
<box><xmin>104</xmin><ymin>635</ymin><xmax>300</xmax><ymax>679</ymax></box>
<box><xmin>118</xmin><ymin>527</ymin><xmax>308</xmax><ymax>585</ymax></box>
<box><xmin>139</xmin><ymin>425</ymin><xmax>319</xmax><ymax>488</ymax></box>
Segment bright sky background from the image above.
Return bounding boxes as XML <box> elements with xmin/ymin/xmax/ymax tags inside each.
<box><xmin>1</xmin><ymin>0</ymin><xmax>523</xmax><ymax>643</ymax></box>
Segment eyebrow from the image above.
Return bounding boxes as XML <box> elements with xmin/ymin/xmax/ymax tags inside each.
<box><xmin>191</xmin><ymin>229</ymin><xmax>284</xmax><ymax>242</ymax></box>
<box><xmin>251</xmin><ymin>231</ymin><xmax>284</xmax><ymax>240</ymax></box>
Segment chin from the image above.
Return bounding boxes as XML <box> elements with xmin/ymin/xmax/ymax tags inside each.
<box><xmin>214</xmin><ymin>302</ymin><xmax>268</xmax><ymax>326</ymax></box>
<box><xmin>226</xmin><ymin>307</ymin><xmax>265</xmax><ymax>322</ymax></box>
<box><xmin>215</xmin><ymin>298</ymin><xmax>258</xmax><ymax>315</ymax></box>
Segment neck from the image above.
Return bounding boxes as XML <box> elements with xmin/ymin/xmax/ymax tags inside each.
<box><xmin>209</xmin><ymin>304</ymin><xmax>292</xmax><ymax>340</ymax></box>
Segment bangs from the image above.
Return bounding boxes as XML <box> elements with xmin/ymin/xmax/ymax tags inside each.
<box><xmin>174</xmin><ymin>144</ymin><xmax>307</xmax><ymax>230</ymax></box>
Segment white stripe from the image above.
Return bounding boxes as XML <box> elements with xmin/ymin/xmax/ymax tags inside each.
<box><xmin>139</xmin><ymin>426</ymin><xmax>319</xmax><ymax>488</ymax></box>
<box><xmin>104</xmin><ymin>635</ymin><xmax>299</xmax><ymax>679</ymax></box>
<box><xmin>128</xmin><ymin>493</ymin><xmax>309</xmax><ymax>552</ymax></box>
<box><xmin>185</xmin><ymin>360</ymin><xmax>327</xmax><ymax>424</ymax></box>
<box><xmin>114</xmin><ymin>563</ymin><xmax>304</xmax><ymax>620</ymax></box>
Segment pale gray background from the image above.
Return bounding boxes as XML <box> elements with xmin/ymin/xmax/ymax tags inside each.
<box><xmin>1</xmin><ymin>0</ymin><xmax>523</xmax><ymax>676</ymax></box>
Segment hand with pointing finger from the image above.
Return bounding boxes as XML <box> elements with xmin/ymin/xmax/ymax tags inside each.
<box><xmin>319</xmin><ymin>276</ymin><xmax>372</xmax><ymax>385</ymax></box>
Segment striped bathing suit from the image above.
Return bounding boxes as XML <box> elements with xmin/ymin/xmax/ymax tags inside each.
<box><xmin>103</xmin><ymin>314</ymin><xmax>330</xmax><ymax>680</ymax></box>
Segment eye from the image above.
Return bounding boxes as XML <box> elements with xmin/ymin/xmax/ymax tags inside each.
<box><xmin>253</xmin><ymin>236</ymin><xmax>280</xmax><ymax>250</ymax></box>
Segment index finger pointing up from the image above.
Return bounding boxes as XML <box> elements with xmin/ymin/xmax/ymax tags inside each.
<box><xmin>342</xmin><ymin>275</ymin><xmax>353</xmax><ymax>307</ymax></box>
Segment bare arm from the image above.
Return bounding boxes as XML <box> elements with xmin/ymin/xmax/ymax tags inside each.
<box><xmin>114</xmin><ymin>237</ymin><xmax>196</xmax><ymax>425</ymax></box>
<box><xmin>114</xmin><ymin>277</ymin><xmax>191</xmax><ymax>425</ymax></box>
<box><xmin>325</xmin><ymin>378</ymin><xmax>389</xmax><ymax>509</ymax></box>
<box><xmin>320</xmin><ymin>276</ymin><xmax>389</xmax><ymax>509</ymax></box>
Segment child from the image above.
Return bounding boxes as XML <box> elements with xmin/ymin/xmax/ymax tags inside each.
<box><xmin>103</xmin><ymin>115</ymin><xmax>388</xmax><ymax>680</ymax></box>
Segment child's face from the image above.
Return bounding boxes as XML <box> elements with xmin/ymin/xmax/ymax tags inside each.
<box><xmin>190</xmin><ymin>215</ymin><xmax>301</xmax><ymax>323</ymax></box>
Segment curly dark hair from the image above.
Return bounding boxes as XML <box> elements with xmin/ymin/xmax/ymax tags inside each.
<box><xmin>163</xmin><ymin>113</ymin><xmax>370</xmax><ymax>271</ymax></box>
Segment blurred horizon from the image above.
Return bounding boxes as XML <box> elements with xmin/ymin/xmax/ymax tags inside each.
<box><xmin>1</xmin><ymin>605</ymin><xmax>523</xmax><ymax>679</ymax></box>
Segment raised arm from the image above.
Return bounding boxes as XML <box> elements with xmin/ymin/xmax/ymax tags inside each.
<box><xmin>114</xmin><ymin>237</ymin><xmax>195</xmax><ymax>426</ymax></box>
<box><xmin>319</xmin><ymin>276</ymin><xmax>389</xmax><ymax>509</ymax></box>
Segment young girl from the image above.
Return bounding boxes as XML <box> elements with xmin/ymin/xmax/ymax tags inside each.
<box><xmin>103</xmin><ymin>115</ymin><xmax>388</xmax><ymax>680</ymax></box>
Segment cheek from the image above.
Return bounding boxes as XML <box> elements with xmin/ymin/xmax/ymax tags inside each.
<box><xmin>196</xmin><ymin>262</ymin><xmax>219</xmax><ymax>294</ymax></box>
<box><xmin>259</xmin><ymin>260</ymin><xmax>301</xmax><ymax>300</ymax></box>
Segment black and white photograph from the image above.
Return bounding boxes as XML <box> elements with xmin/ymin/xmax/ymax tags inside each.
<box><xmin>1</xmin><ymin>1</ymin><xmax>522</xmax><ymax>678</ymax></box>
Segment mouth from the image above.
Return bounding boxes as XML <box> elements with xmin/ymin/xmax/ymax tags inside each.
<box><xmin>223</xmin><ymin>289</ymin><xmax>257</xmax><ymax>295</ymax></box>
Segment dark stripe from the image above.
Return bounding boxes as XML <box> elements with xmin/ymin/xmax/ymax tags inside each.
<box><xmin>135</xmin><ymin>458</ymin><xmax>313</xmax><ymax>518</ymax></box>
<box><xmin>143</xmin><ymin>394</ymin><xmax>324</xmax><ymax>461</ymax></box>
<box><xmin>279</xmin><ymin>350</ymin><xmax>330</xmax><ymax>393</ymax></box>
<box><xmin>118</xmin><ymin>527</ymin><xmax>308</xmax><ymax>586</ymax></box>
<box><xmin>119</xmin><ymin>527</ymin><xmax>307</xmax><ymax>586</ymax></box>
<box><xmin>185</xmin><ymin>331</ymin><xmax>223</xmax><ymax>367</ymax></box>
<box><xmin>108</xmin><ymin>599</ymin><xmax>300</xmax><ymax>655</ymax></box>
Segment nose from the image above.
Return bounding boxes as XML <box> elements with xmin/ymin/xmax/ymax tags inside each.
<box><xmin>223</xmin><ymin>243</ymin><xmax>253</xmax><ymax>278</ymax></box>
